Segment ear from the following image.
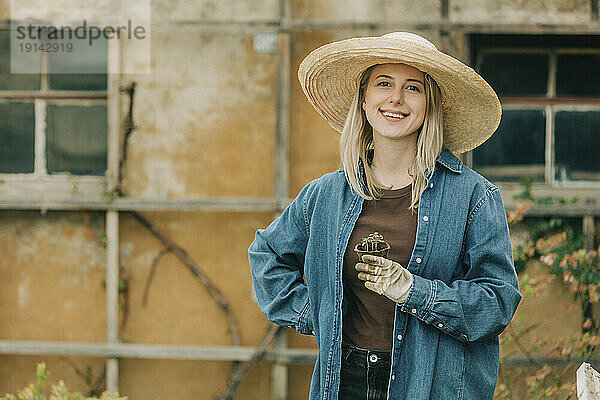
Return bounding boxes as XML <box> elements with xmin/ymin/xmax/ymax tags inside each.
<box><xmin>361</xmin><ymin>100</ymin><xmax>365</xmax><ymax>111</ymax></box>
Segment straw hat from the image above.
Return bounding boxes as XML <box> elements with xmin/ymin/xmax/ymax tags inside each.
<box><xmin>297</xmin><ymin>32</ymin><xmax>502</xmax><ymax>154</ymax></box>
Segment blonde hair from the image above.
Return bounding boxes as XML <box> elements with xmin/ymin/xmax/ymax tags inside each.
<box><xmin>339</xmin><ymin>64</ymin><xmax>444</xmax><ymax>210</ymax></box>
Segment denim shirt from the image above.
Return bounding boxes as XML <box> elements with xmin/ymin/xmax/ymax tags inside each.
<box><xmin>248</xmin><ymin>149</ymin><xmax>521</xmax><ymax>400</ymax></box>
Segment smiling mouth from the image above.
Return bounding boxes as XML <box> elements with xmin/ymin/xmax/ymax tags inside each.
<box><xmin>380</xmin><ymin>110</ymin><xmax>408</xmax><ymax>120</ymax></box>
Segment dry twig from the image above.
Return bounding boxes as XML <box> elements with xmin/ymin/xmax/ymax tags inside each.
<box><xmin>117</xmin><ymin>81</ymin><xmax>243</xmax><ymax>389</ymax></box>
<box><xmin>142</xmin><ymin>248</ymin><xmax>170</xmax><ymax>306</ymax></box>
<box><xmin>118</xmin><ymin>265</ymin><xmax>130</xmax><ymax>341</ymax></box>
<box><xmin>132</xmin><ymin>211</ymin><xmax>242</xmax><ymax>348</ymax></box>
<box><xmin>216</xmin><ymin>324</ymin><xmax>282</xmax><ymax>400</ymax></box>
<box><xmin>114</xmin><ymin>83</ymin><xmax>137</xmax><ymax>196</ymax></box>
<box><xmin>59</xmin><ymin>357</ymin><xmax>106</xmax><ymax>397</ymax></box>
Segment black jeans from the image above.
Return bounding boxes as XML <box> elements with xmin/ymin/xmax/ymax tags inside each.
<box><xmin>338</xmin><ymin>344</ymin><xmax>391</xmax><ymax>400</ymax></box>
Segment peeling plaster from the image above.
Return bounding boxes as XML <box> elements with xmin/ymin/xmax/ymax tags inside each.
<box><xmin>119</xmin><ymin>242</ymin><xmax>165</xmax><ymax>271</ymax></box>
<box><xmin>129</xmin><ymin>250</ymin><xmax>160</xmax><ymax>270</ymax></box>
<box><xmin>451</xmin><ymin>0</ymin><xmax>589</xmax><ymax>24</ymax></box>
<box><xmin>0</xmin><ymin>213</ymin><xmax>105</xmax><ymax>287</ymax></box>
<box><xmin>120</xmin><ymin>242</ymin><xmax>135</xmax><ymax>264</ymax></box>
<box><xmin>123</xmin><ymin>32</ymin><xmax>277</xmax><ymax>198</ymax></box>
<box><xmin>17</xmin><ymin>276</ymin><xmax>30</xmax><ymax>309</ymax></box>
<box><xmin>150</xmin><ymin>0</ymin><xmax>279</xmax><ymax>21</ymax></box>
<box><xmin>138</xmin><ymin>158</ymin><xmax>186</xmax><ymax>198</ymax></box>
<box><xmin>57</xmin><ymin>234</ymin><xmax>105</xmax><ymax>287</ymax></box>
<box><xmin>292</xmin><ymin>0</ymin><xmax>440</xmax><ymax>22</ymax></box>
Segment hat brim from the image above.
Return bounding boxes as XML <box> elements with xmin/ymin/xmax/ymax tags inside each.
<box><xmin>298</xmin><ymin>34</ymin><xmax>502</xmax><ymax>154</ymax></box>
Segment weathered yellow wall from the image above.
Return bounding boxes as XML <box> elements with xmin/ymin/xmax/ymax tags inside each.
<box><xmin>291</xmin><ymin>0</ymin><xmax>440</xmax><ymax>22</ymax></box>
<box><xmin>121</xmin><ymin>30</ymin><xmax>277</xmax><ymax>199</ymax></box>
<box><xmin>0</xmin><ymin>0</ymin><xmax>597</xmax><ymax>398</ymax></box>
<box><xmin>0</xmin><ymin>209</ymin><xmax>282</xmax><ymax>398</ymax></box>
<box><xmin>0</xmin><ymin>211</ymin><xmax>107</xmax><ymax>393</ymax></box>
<box><xmin>449</xmin><ymin>0</ymin><xmax>590</xmax><ymax>24</ymax></box>
<box><xmin>119</xmin><ymin>211</ymin><xmax>273</xmax><ymax>347</ymax></box>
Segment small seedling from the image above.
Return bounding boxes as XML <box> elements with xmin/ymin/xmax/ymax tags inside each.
<box><xmin>354</xmin><ymin>231</ymin><xmax>390</xmax><ymax>260</ymax></box>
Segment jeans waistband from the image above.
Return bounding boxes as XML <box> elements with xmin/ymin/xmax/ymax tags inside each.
<box><xmin>342</xmin><ymin>343</ymin><xmax>391</xmax><ymax>368</ymax></box>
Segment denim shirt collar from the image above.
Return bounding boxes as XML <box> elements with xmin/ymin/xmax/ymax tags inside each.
<box><xmin>435</xmin><ymin>148</ymin><xmax>463</xmax><ymax>174</ymax></box>
<box><xmin>358</xmin><ymin>148</ymin><xmax>463</xmax><ymax>189</ymax></box>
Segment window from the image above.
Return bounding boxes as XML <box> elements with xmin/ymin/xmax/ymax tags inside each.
<box><xmin>469</xmin><ymin>35</ymin><xmax>600</xmax><ymax>186</ymax></box>
<box><xmin>0</xmin><ymin>29</ymin><xmax>108</xmax><ymax>178</ymax></box>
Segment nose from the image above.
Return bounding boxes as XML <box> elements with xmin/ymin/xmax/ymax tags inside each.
<box><xmin>389</xmin><ymin>88</ymin><xmax>404</xmax><ymax>104</ymax></box>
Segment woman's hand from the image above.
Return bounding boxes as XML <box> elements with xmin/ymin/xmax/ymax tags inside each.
<box><xmin>356</xmin><ymin>254</ymin><xmax>414</xmax><ymax>304</ymax></box>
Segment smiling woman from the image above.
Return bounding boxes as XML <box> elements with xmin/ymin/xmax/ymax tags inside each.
<box><xmin>341</xmin><ymin>60</ymin><xmax>444</xmax><ymax>207</ymax></box>
<box><xmin>249</xmin><ymin>32</ymin><xmax>521</xmax><ymax>400</ymax></box>
<box><xmin>362</xmin><ymin>64</ymin><xmax>426</xmax><ymax>140</ymax></box>
<box><xmin>356</xmin><ymin>63</ymin><xmax>428</xmax><ymax>192</ymax></box>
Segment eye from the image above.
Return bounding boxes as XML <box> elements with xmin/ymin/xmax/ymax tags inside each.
<box><xmin>376</xmin><ymin>81</ymin><xmax>391</xmax><ymax>87</ymax></box>
<box><xmin>406</xmin><ymin>85</ymin><xmax>421</xmax><ymax>92</ymax></box>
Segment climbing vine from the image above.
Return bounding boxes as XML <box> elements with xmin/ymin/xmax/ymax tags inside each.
<box><xmin>496</xmin><ymin>177</ymin><xmax>599</xmax><ymax>399</ymax></box>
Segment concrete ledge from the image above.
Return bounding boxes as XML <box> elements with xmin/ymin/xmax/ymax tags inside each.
<box><xmin>0</xmin><ymin>340</ymin><xmax>318</xmax><ymax>363</ymax></box>
<box><xmin>1</xmin><ymin>340</ymin><xmax>599</xmax><ymax>367</ymax></box>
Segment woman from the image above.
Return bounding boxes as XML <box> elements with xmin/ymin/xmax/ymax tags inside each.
<box><xmin>248</xmin><ymin>32</ymin><xmax>521</xmax><ymax>400</ymax></box>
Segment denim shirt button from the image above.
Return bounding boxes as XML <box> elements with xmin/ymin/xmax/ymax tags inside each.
<box><xmin>438</xmin><ymin>323</ymin><xmax>444</xmax><ymax>328</ymax></box>
<box><xmin>397</xmin><ymin>334</ymin><xmax>403</xmax><ymax>341</ymax></box>
<box><xmin>422</xmin><ymin>215</ymin><xmax>429</xmax><ymax>222</ymax></box>
<box><xmin>369</xmin><ymin>354</ymin><xmax>379</xmax><ymax>363</ymax></box>
<box><xmin>416</xmin><ymin>257</ymin><xmax>422</xmax><ymax>264</ymax></box>
<box><xmin>411</xmin><ymin>308</ymin><xmax>417</xmax><ymax>314</ymax></box>
<box><xmin>391</xmin><ymin>374</ymin><xmax>396</xmax><ymax>381</ymax></box>
<box><xmin>429</xmin><ymin>182</ymin><xmax>434</xmax><ymax>188</ymax></box>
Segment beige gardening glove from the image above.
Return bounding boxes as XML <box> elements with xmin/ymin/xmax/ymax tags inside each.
<box><xmin>356</xmin><ymin>254</ymin><xmax>414</xmax><ymax>304</ymax></box>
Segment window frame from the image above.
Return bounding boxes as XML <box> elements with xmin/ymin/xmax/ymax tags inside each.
<box><xmin>465</xmin><ymin>42</ymin><xmax>600</xmax><ymax>189</ymax></box>
<box><xmin>0</xmin><ymin>25</ymin><xmax>119</xmax><ymax>200</ymax></box>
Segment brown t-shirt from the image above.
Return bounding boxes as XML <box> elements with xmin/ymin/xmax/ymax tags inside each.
<box><xmin>342</xmin><ymin>183</ymin><xmax>418</xmax><ymax>350</ymax></box>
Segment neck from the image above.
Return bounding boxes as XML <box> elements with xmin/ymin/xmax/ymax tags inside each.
<box><xmin>370</xmin><ymin>131</ymin><xmax>417</xmax><ymax>189</ymax></box>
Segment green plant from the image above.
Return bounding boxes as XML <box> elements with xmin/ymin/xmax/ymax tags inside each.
<box><xmin>98</xmin><ymin>233</ymin><xmax>108</xmax><ymax>250</ymax></box>
<box><xmin>357</xmin><ymin>232</ymin><xmax>388</xmax><ymax>252</ymax></box>
<box><xmin>102</xmin><ymin>190</ymin><xmax>117</xmax><ymax>203</ymax></box>
<box><xmin>0</xmin><ymin>363</ymin><xmax>127</xmax><ymax>400</ymax></box>
<box><xmin>497</xmin><ymin>178</ymin><xmax>599</xmax><ymax>399</ymax></box>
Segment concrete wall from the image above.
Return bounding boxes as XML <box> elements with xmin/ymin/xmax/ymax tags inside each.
<box><xmin>0</xmin><ymin>0</ymin><xmax>598</xmax><ymax>398</ymax></box>
<box><xmin>291</xmin><ymin>0</ymin><xmax>440</xmax><ymax>22</ymax></box>
<box><xmin>450</xmin><ymin>0</ymin><xmax>590</xmax><ymax>24</ymax></box>
<box><xmin>121</xmin><ymin>30</ymin><xmax>277</xmax><ymax>198</ymax></box>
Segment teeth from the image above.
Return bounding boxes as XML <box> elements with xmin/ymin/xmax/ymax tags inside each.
<box><xmin>382</xmin><ymin>111</ymin><xmax>407</xmax><ymax>119</ymax></box>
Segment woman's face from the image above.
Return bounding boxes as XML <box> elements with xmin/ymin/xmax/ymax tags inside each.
<box><xmin>361</xmin><ymin>63</ymin><xmax>426</xmax><ymax>141</ymax></box>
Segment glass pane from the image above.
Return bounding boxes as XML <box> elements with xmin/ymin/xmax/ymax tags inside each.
<box><xmin>478</xmin><ymin>52</ymin><xmax>549</xmax><ymax>96</ymax></box>
<box><xmin>555</xmin><ymin>111</ymin><xmax>600</xmax><ymax>182</ymax></box>
<box><xmin>46</xmin><ymin>104</ymin><xmax>107</xmax><ymax>175</ymax></box>
<box><xmin>0</xmin><ymin>31</ymin><xmax>41</xmax><ymax>90</ymax></box>
<box><xmin>556</xmin><ymin>54</ymin><xmax>600</xmax><ymax>97</ymax></box>
<box><xmin>0</xmin><ymin>102</ymin><xmax>35</xmax><ymax>173</ymax></box>
<box><xmin>49</xmin><ymin>73</ymin><xmax>107</xmax><ymax>91</ymax></box>
<box><xmin>48</xmin><ymin>38</ymin><xmax>107</xmax><ymax>91</ymax></box>
<box><xmin>472</xmin><ymin>110</ymin><xmax>546</xmax><ymax>182</ymax></box>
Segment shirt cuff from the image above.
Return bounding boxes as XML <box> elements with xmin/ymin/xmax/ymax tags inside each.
<box><xmin>400</xmin><ymin>273</ymin><xmax>436</xmax><ymax>318</ymax></box>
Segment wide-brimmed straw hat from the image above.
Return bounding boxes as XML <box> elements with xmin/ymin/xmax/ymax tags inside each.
<box><xmin>297</xmin><ymin>32</ymin><xmax>502</xmax><ymax>154</ymax></box>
